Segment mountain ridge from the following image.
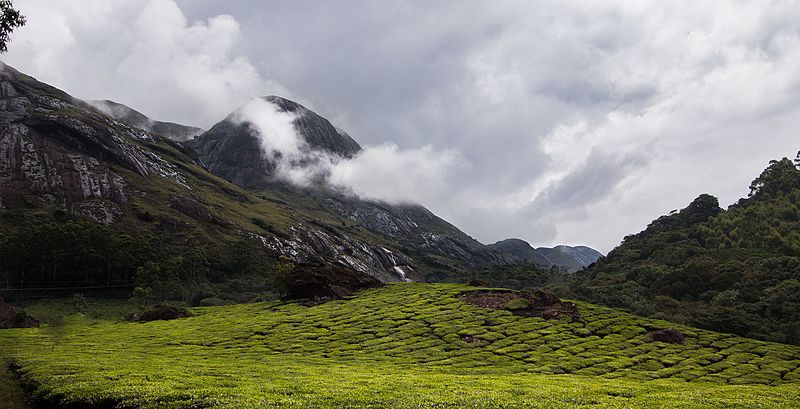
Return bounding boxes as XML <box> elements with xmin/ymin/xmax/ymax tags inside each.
<box><xmin>89</xmin><ymin>100</ymin><xmax>204</xmax><ymax>142</ymax></box>
<box><xmin>489</xmin><ymin>238</ymin><xmax>602</xmax><ymax>272</ymax></box>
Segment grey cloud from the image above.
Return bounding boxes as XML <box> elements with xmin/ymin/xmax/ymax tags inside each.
<box><xmin>526</xmin><ymin>148</ymin><xmax>650</xmax><ymax>216</ymax></box>
<box><xmin>6</xmin><ymin>0</ymin><xmax>800</xmax><ymax>253</ymax></box>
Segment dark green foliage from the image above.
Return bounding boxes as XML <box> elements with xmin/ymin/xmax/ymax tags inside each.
<box><xmin>0</xmin><ymin>221</ymin><xmax>290</xmax><ymax>304</ymax></box>
<box><xmin>571</xmin><ymin>156</ymin><xmax>800</xmax><ymax>344</ymax></box>
<box><xmin>0</xmin><ymin>0</ymin><xmax>25</xmax><ymax>53</ymax></box>
<box><xmin>504</xmin><ymin>298</ymin><xmax>530</xmax><ymax>310</ymax></box>
<box><xmin>0</xmin><ymin>220</ymin><xmax>165</xmax><ymax>289</ymax></box>
<box><xmin>134</xmin><ymin>304</ymin><xmax>190</xmax><ymax>322</ymax></box>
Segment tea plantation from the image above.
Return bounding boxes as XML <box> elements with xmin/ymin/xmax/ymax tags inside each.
<box><xmin>2</xmin><ymin>283</ymin><xmax>800</xmax><ymax>408</ymax></box>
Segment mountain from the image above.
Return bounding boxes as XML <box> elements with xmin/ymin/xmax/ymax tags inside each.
<box><xmin>189</xmin><ymin>95</ymin><xmax>516</xmax><ymax>277</ymax></box>
<box><xmin>0</xmin><ymin>62</ymin><xmax>513</xmax><ymax>301</ymax></box>
<box><xmin>489</xmin><ymin>238</ymin><xmax>602</xmax><ymax>272</ymax></box>
<box><xmin>535</xmin><ymin>245</ymin><xmax>604</xmax><ymax>272</ymax></box>
<box><xmin>89</xmin><ymin>100</ymin><xmax>204</xmax><ymax>142</ymax></box>
<box><xmin>570</xmin><ymin>157</ymin><xmax>800</xmax><ymax>344</ymax></box>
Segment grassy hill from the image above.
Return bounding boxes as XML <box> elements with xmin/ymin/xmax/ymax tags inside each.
<box><xmin>2</xmin><ymin>283</ymin><xmax>799</xmax><ymax>408</ymax></box>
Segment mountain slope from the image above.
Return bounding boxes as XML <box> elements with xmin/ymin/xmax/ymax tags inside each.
<box><xmin>489</xmin><ymin>238</ymin><xmax>602</xmax><ymax>272</ymax></box>
<box><xmin>189</xmin><ymin>95</ymin><xmax>516</xmax><ymax>276</ymax></box>
<box><xmin>571</xmin><ymin>157</ymin><xmax>800</xmax><ymax>344</ymax></box>
<box><xmin>0</xmin><ymin>63</ymin><xmax>513</xmax><ymax>300</ymax></box>
<box><xmin>89</xmin><ymin>100</ymin><xmax>204</xmax><ymax>142</ymax></box>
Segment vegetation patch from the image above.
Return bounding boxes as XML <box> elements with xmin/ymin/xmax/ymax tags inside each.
<box><xmin>127</xmin><ymin>304</ymin><xmax>191</xmax><ymax>322</ymax></box>
<box><xmin>1</xmin><ymin>283</ymin><xmax>800</xmax><ymax>408</ymax></box>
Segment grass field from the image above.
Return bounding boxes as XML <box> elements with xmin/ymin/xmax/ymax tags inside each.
<box><xmin>2</xmin><ymin>283</ymin><xmax>800</xmax><ymax>408</ymax></box>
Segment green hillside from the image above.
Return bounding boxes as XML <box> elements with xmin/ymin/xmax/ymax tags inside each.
<box><xmin>2</xmin><ymin>283</ymin><xmax>799</xmax><ymax>408</ymax></box>
<box><xmin>571</xmin><ymin>156</ymin><xmax>800</xmax><ymax>344</ymax></box>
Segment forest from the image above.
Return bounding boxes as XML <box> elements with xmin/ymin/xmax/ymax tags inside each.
<box><xmin>570</xmin><ymin>156</ymin><xmax>800</xmax><ymax>344</ymax></box>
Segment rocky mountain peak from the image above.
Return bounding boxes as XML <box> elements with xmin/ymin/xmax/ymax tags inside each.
<box><xmin>259</xmin><ymin>95</ymin><xmax>362</xmax><ymax>157</ymax></box>
<box><xmin>189</xmin><ymin>96</ymin><xmax>362</xmax><ymax>189</ymax></box>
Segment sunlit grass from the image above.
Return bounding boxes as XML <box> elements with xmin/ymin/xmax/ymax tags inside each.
<box><xmin>2</xmin><ymin>283</ymin><xmax>799</xmax><ymax>408</ymax></box>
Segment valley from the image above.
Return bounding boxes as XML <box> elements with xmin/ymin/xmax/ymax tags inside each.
<box><xmin>0</xmin><ymin>8</ymin><xmax>799</xmax><ymax>406</ymax></box>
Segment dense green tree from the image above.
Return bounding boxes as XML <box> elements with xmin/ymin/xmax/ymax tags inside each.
<box><xmin>0</xmin><ymin>0</ymin><xmax>25</xmax><ymax>52</ymax></box>
<box><xmin>569</xmin><ymin>155</ymin><xmax>800</xmax><ymax>344</ymax></box>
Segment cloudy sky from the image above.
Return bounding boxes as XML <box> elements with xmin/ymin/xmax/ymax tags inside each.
<box><xmin>5</xmin><ymin>0</ymin><xmax>800</xmax><ymax>253</ymax></box>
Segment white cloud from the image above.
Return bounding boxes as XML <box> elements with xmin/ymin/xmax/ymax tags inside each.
<box><xmin>234</xmin><ymin>98</ymin><xmax>462</xmax><ymax>205</ymax></box>
<box><xmin>5</xmin><ymin>1</ymin><xmax>800</xmax><ymax>253</ymax></box>
<box><xmin>328</xmin><ymin>143</ymin><xmax>462</xmax><ymax>205</ymax></box>
<box><xmin>3</xmin><ymin>0</ymin><xmax>285</xmax><ymax>128</ymax></box>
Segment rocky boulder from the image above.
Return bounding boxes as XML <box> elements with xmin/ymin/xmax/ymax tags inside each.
<box><xmin>285</xmin><ymin>263</ymin><xmax>383</xmax><ymax>303</ymax></box>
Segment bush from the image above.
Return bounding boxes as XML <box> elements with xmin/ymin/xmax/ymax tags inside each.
<box><xmin>130</xmin><ymin>304</ymin><xmax>191</xmax><ymax>322</ymax></box>
<box><xmin>505</xmin><ymin>299</ymin><xmax>530</xmax><ymax>310</ymax></box>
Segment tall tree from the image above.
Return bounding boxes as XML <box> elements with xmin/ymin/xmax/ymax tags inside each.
<box><xmin>0</xmin><ymin>0</ymin><xmax>25</xmax><ymax>53</ymax></box>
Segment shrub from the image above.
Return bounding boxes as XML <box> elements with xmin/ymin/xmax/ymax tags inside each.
<box><xmin>505</xmin><ymin>299</ymin><xmax>530</xmax><ymax>310</ymax></box>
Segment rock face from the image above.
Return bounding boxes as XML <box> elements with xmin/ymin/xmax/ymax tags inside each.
<box><xmin>489</xmin><ymin>238</ymin><xmax>603</xmax><ymax>272</ymax></box>
<box><xmin>89</xmin><ymin>100</ymin><xmax>204</xmax><ymax>142</ymax></box>
<box><xmin>0</xmin><ymin>63</ymin><xmax>188</xmax><ymax>224</ymax></box>
<box><xmin>189</xmin><ymin>96</ymin><xmax>360</xmax><ymax>189</ymax></box>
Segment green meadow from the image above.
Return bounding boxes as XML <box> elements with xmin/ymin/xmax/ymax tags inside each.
<box><xmin>2</xmin><ymin>283</ymin><xmax>800</xmax><ymax>408</ymax></box>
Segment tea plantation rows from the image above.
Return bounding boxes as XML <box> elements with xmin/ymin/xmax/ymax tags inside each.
<box><xmin>1</xmin><ymin>283</ymin><xmax>799</xmax><ymax>408</ymax></box>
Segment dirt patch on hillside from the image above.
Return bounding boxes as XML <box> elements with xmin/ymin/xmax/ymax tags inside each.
<box><xmin>460</xmin><ymin>290</ymin><xmax>520</xmax><ymax>309</ymax></box>
<box><xmin>460</xmin><ymin>290</ymin><xmax>581</xmax><ymax>321</ymax></box>
<box><xmin>648</xmin><ymin>328</ymin><xmax>685</xmax><ymax>344</ymax></box>
<box><xmin>0</xmin><ymin>299</ymin><xmax>39</xmax><ymax>329</ymax></box>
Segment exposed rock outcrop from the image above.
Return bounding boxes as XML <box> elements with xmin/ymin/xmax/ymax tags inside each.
<box><xmin>0</xmin><ymin>63</ymin><xmax>189</xmax><ymax>223</ymax></box>
<box><xmin>285</xmin><ymin>263</ymin><xmax>383</xmax><ymax>303</ymax></box>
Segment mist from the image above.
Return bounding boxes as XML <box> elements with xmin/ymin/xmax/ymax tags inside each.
<box><xmin>234</xmin><ymin>98</ymin><xmax>462</xmax><ymax>205</ymax></box>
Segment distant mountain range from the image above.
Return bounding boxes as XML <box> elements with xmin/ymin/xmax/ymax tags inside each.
<box><xmin>489</xmin><ymin>238</ymin><xmax>602</xmax><ymax>272</ymax></box>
